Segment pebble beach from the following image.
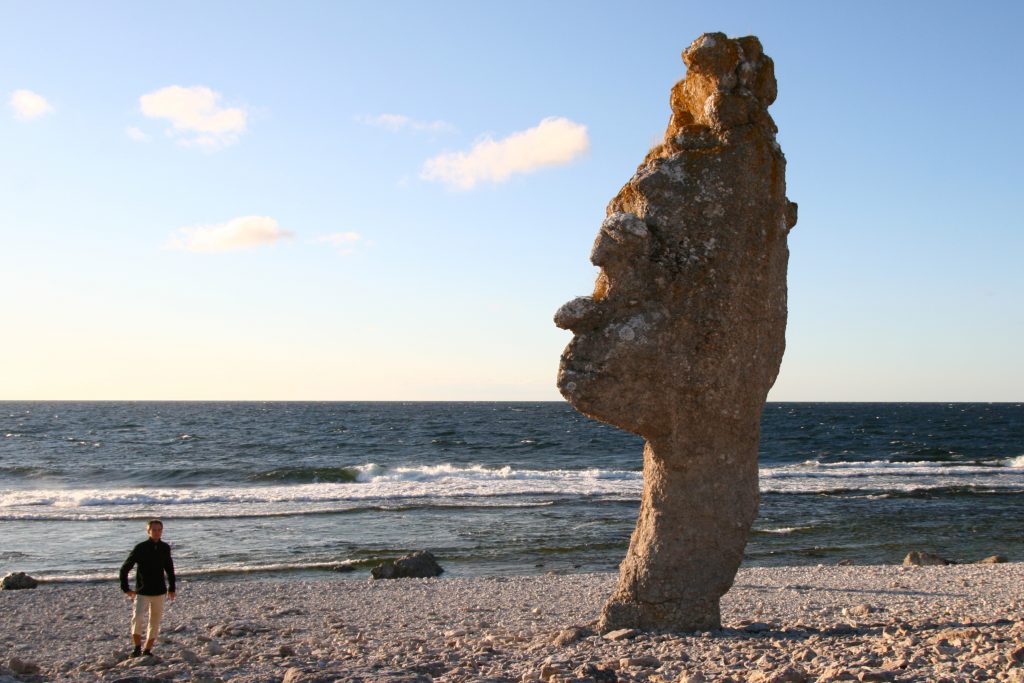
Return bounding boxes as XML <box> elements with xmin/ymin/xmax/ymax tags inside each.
<box><xmin>2</xmin><ymin>563</ymin><xmax>1023</xmax><ymax>683</ymax></box>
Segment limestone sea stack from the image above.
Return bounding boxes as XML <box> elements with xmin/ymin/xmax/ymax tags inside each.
<box><xmin>555</xmin><ymin>32</ymin><xmax>796</xmax><ymax>632</ymax></box>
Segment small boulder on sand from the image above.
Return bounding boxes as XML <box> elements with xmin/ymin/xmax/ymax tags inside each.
<box><xmin>370</xmin><ymin>550</ymin><xmax>443</xmax><ymax>579</ymax></box>
<box><xmin>1</xmin><ymin>572</ymin><xmax>39</xmax><ymax>590</ymax></box>
<box><xmin>7</xmin><ymin>657</ymin><xmax>40</xmax><ymax>675</ymax></box>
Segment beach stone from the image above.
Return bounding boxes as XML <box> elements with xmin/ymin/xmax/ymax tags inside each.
<box><xmin>555</xmin><ymin>31</ymin><xmax>794</xmax><ymax>633</ymax></box>
<box><xmin>746</xmin><ymin>666</ymin><xmax>807</xmax><ymax>683</ymax></box>
<box><xmin>7</xmin><ymin>657</ymin><xmax>40</xmax><ymax>675</ymax></box>
<box><xmin>574</xmin><ymin>663</ymin><xmax>617</xmax><ymax>682</ymax></box>
<box><xmin>903</xmin><ymin>551</ymin><xmax>951</xmax><ymax>566</ymax></box>
<box><xmin>1</xmin><ymin>572</ymin><xmax>39</xmax><ymax>590</ymax></box>
<box><xmin>848</xmin><ymin>603</ymin><xmax>874</xmax><ymax>617</ymax></box>
<box><xmin>742</xmin><ymin>621</ymin><xmax>773</xmax><ymax>633</ymax></box>
<box><xmin>370</xmin><ymin>550</ymin><xmax>444</xmax><ymax>579</ymax></box>
<box><xmin>620</xmin><ymin>655</ymin><xmax>661</xmax><ymax>669</ymax></box>
<box><xmin>816</xmin><ymin>665</ymin><xmax>857</xmax><ymax>681</ymax></box>
<box><xmin>552</xmin><ymin>626</ymin><xmax>587</xmax><ymax>646</ymax></box>
<box><xmin>978</xmin><ymin>554</ymin><xmax>1008</xmax><ymax>564</ymax></box>
<box><xmin>676</xmin><ymin>673</ymin><xmax>707</xmax><ymax>683</ymax></box>
<box><xmin>539</xmin><ymin>663</ymin><xmax>565</xmax><ymax>681</ymax></box>
<box><xmin>603</xmin><ymin>628</ymin><xmax>640</xmax><ymax>641</ymax></box>
<box><xmin>856</xmin><ymin>671</ymin><xmax>896</xmax><ymax>682</ymax></box>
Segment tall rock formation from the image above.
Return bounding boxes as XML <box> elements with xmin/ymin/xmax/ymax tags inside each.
<box><xmin>555</xmin><ymin>32</ymin><xmax>796</xmax><ymax>632</ymax></box>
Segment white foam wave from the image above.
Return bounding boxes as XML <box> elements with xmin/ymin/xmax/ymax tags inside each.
<box><xmin>0</xmin><ymin>464</ymin><xmax>642</xmax><ymax>519</ymax></box>
<box><xmin>759</xmin><ymin>459</ymin><xmax>1024</xmax><ymax>494</ymax></box>
<box><xmin>756</xmin><ymin>526</ymin><xmax>809</xmax><ymax>534</ymax></box>
<box><xmin>2</xmin><ymin>459</ymin><xmax>1021</xmax><ymax>520</ymax></box>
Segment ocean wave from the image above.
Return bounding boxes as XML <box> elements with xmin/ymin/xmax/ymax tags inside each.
<box><xmin>759</xmin><ymin>459</ymin><xmax>1024</xmax><ymax>494</ymax></box>
<box><xmin>0</xmin><ymin>498</ymin><xmax>558</xmax><ymax>522</ymax></box>
<box><xmin>2</xmin><ymin>459</ymin><xmax>1022</xmax><ymax>519</ymax></box>
<box><xmin>0</xmin><ymin>464</ymin><xmax>640</xmax><ymax>518</ymax></box>
<box><xmin>244</xmin><ymin>462</ymin><xmax>640</xmax><ymax>485</ymax></box>
<box><xmin>0</xmin><ymin>465</ymin><xmax>62</xmax><ymax>478</ymax></box>
<box><xmin>248</xmin><ymin>466</ymin><xmax>361</xmax><ymax>483</ymax></box>
<box><xmin>755</xmin><ymin>526</ymin><xmax>811</xmax><ymax>534</ymax></box>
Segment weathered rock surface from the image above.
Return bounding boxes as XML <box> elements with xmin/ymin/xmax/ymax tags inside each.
<box><xmin>370</xmin><ymin>550</ymin><xmax>444</xmax><ymax>579</ymax></box>
<box><xmin>0</xmin><ymin>572</ymin><xmax>39</xmax><ymax>590</ymax></box>
<box><xmin>555</xmin><ymin>32</ymin><xmax>795</xmax><ymax>632</ymax></box>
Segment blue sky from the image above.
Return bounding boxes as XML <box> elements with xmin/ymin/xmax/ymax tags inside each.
<box><xmin>1</xmin><ymin>1</ymin><xmax>1021</xmax><ymax>401</ymax></box>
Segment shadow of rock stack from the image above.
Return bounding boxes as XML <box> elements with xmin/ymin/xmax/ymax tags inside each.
<box><xmin>555</xmin><ymin>32</ymin><xmax>796</xmax><ymax>632</ymax></box>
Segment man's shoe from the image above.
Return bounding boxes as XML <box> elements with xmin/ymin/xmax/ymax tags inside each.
<box><xmin>142</xmin><ymin>649</ymin><xmax>152</xmax><ymax>657</ymax></box>
<box><xmin>131</xmin><ymin>645</ymin><xmax>142</xmax><ymax>657</ymax></box>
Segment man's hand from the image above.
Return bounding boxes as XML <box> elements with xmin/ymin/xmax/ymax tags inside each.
<box><xmin>168</xmin><ymin>592</ymin><xmax>176</xmax><ymax>601</ymax></box>
<box><xmin>126</xmin><ymin>590</ymin><xmax>136</xmax><ymax>599</ymax></box>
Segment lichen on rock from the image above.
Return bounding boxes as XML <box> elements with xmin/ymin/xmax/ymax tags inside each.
<box><xmin>555</xmin><ymin>32</ymin><xmax>796</xmax><ymax>632</ymax></box>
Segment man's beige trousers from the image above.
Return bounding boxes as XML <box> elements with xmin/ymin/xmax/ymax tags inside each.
<box><xmin>131</xmin><ymin>594</ymin><xmax>165</xmax><ymax>641</ymax></box>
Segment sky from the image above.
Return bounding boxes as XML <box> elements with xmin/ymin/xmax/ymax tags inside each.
<box><xmin>1</xmin><ymin>1</ymin><xmax>1022</xmax><ymax>401</ymax></box>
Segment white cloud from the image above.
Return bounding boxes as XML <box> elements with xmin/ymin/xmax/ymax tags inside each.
<box><xmin>10</xmin><ymin>89</ymin><xmax>54</xmax><ymax>120</ymax></box>
<box><xmin>126</xmin><ymin>126</ymin><xmax>150</xmax><ymax>142</ymax></box>
<box><xmin>139</xmin><ymin>85</ymin><xmax>247</xmax><ymax>149</ymax></box>
<box><xmin>316</xmin><ymin>231</ymin><xmax>363</xmax><ymax>255</ymax></box>
<box><xmin>356</xmin><ymin>113</ymin><xmax>453</xmax><ymax>133</ymax></box>
<box><xmin>168</xmin><ymin>216</ymin><xmax>292</xmax><ymax>253</ymax></box>
<box><xmin>420</xmin><ymin>117</ymin><xmax>589</xmax><ymax>190</ymax></box>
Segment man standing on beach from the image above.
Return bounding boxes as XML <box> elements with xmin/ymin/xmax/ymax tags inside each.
<box><xmin>119</xmin><ymin>519</ymin><xmax>176</xmax><ymax>657</ymax></box>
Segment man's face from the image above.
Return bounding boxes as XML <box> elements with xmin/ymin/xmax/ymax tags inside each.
<box><xmin>147</xmin><ymin>523</ymin><xmax>163</xmax><ymax>541</ymax></box>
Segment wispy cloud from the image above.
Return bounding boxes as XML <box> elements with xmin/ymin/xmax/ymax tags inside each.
<box><xmin>10</xmin><ymin>89</ymin><xmax>54</xmax><ymax>120</ymax></box>
<box><xmin>167</xmin><ymin>216</ymin><xmax>292</xmax><ymax>253</ymax></box>
<box><xmin>420</xmin><ymin>117</ymin><xmax>589</xmax><ymax>190</ymax></box>
<box><xmin>315</xmin><ymin>231</ymin><xmax>363</xmax><ymax>255</ymax></box>
<box><xmin>356</xmin><ymin>113</ymin><xmax>454</xmax><ymax>134</ymax></box>
<box><xmin>126</xmin><ymin>126</ymin><xmax>150</xmax><ymax>142</ymax></box>
<box><xmin>139</xmin><ymin>85</ymin><xmax>247</xmax><ymax>149</ymax></box>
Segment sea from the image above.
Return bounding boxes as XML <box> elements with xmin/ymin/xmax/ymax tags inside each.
<box><xmin>1</xmin><ymin>402</ymin><xmax>1021</xmax><ymax>585</ymax></box>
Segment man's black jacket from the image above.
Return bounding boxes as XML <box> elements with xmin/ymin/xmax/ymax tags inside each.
<box><xmin>119</xmin><ymin>539</ymin><xmax>176</xmax><ymax>595</ymax></box>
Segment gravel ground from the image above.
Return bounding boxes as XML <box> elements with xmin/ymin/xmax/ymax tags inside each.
<box><xmin>1</xmin><ymin>563</ymin><xmax>1022</xmax><ymax>682</ymax></box>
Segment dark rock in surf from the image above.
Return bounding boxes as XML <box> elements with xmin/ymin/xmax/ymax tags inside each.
<box><xmin>1</xmin><ymin>572</ymin><xmax>39</xmax><ymax>590</ymax></box>
<box><xmin>330</xmin><ymin>562</ymin><xmax>357</xmax><ymax>573</ymax></box>
<box><xmin>370</xmin><ymin>550</ymin><xmax>444</xmax><ymax>579</ymax></box>
<box><xmin>903</xmin><ymin>551</ymin><xmax>952</xmax><ymax>566</ymax></box>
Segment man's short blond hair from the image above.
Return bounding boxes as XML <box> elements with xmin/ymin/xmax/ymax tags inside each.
<box><xmin>147</xmin><ymin>519</ymin><xmax>163</xmax><ymax>529</ymax></box>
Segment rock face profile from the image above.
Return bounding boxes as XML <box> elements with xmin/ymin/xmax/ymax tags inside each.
<box><xmin>555</xmin><ymin>32</ymin><xmax>796</xmax><ymax>632</ymax></box>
